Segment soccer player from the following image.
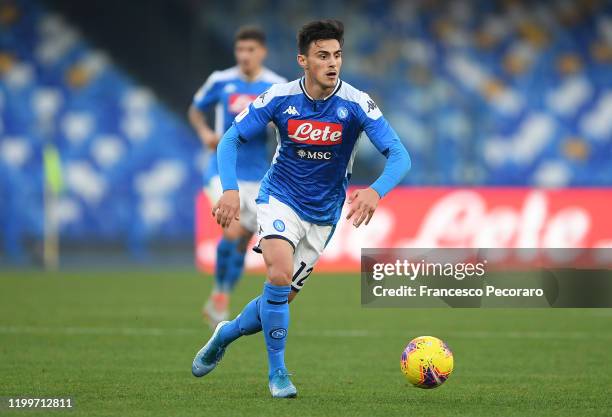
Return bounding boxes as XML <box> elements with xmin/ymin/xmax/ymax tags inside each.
<box><xmin>188</xmin><ymin>26</ymin><xmax>286</xmax><ymax>328</ymax></box>
<box><xmin>192</xmin><ymin>19</ymin><xmax>411</xmax><ymax>398</ymax></box>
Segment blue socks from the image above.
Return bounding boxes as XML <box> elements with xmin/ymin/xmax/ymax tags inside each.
<box><xmin>225</xmin><ymin>243</ymin><xmax>246</xmax><ymax>291</ymax></box>
<box><xmin>214</xmin><ymin>238</ymin><xmax>246</xmax><ymax>292</ymax></box>
<box><xmin>217</xmin><ymin>283</ymin><xmax>291</xmax><ymax>378</ymax></box>
<box><xmin>260</xmin><ymin>283</ymin><xmax>291</xmax><ymax>377</ymax></box>
<box><xmin>218</xmin><ymin>296</ymin><xmax>262</xmax><ymax>345</ymax></box>
<box><xmin>214</xmin><ymin>238</ymin><xmax>235</xmax><ymax>291</ymax></box>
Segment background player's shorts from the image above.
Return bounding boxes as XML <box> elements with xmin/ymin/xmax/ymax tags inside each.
<box><xmin>204</xmin><ymin>175</ymin><xmax>260</xmax><ymax>233</ymax></box>
<box><xmin>255</xmin><ymin>196</ymin><xmax>335</xmax><ymax>293</ymax></box>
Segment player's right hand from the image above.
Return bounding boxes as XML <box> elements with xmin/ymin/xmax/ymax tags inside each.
<box><xmin>201</xmin><ymin>129</ymin><xmax>221</xmax><ymax>150</ymax></box>
<box><xmin>212</xmin><ymin>190</ymin><xmax>240</xmax><ymax>228</ymax></box>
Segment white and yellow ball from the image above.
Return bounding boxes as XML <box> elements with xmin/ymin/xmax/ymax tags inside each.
<box><xmin>400</xmin><ymin>336</ymin><xmax>453</xmax><ymax>389</ymax></box>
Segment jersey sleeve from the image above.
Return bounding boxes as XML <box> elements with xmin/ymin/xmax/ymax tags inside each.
<box><xmin>192</xmin><ymin>71</ymin><xmax>223</xmax><ymax>110</ymax></box>
<box><xmin>232</xmin><ymin>85</ymin><xmax>277</xmax><ymax>142</ymax></box>
<box><xmin>357</xmin><ymin>92</ymin><xmax>400</xmax><ymax>156</ymax></box>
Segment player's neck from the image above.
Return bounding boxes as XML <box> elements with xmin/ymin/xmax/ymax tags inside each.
<box><xmin>240</xmin><ymin>67</ymin><xmax>263</xmax><ymax>82</ymax></box>
<box><xmin>303</xmin><ymin>75</ymin><xmax>336</xmax><ymax>100</ymax></box>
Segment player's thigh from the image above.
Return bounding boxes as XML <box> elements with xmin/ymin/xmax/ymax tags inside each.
<box><xmin>259</xmin><ymin>237</ymin><xmax>294</xmax><ymax>286</ymax></box>
<box><xmin>290</xmin><ymin>224</ymin><xmax>335</xmax><ymax>293</ymax></box>
<box><xmin>255</xmin><ymin>196</ymin><xmax>306</xmax><ymax>286</ymax></box>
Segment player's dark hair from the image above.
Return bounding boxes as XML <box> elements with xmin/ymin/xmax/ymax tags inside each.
<box><xmin>235</xmin><ymin>26</ymin><xmax>266</xmax><ymax>45</ymax></box>
<box><xmin>297</xmin><ymin>19</ymin><xmax>344</xmax><ymax>55</ymax></box>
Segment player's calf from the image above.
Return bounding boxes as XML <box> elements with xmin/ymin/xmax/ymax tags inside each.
<box><xmin>258</xmin><ymin>237</ymin><xmax>294</xmax><ymax>380</ymax></box>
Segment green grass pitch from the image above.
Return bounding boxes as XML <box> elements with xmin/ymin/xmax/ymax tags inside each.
<box><xmin>1</xmin><ymin>269</ymin><xmax>611</xmax><ymax>417</ymax></box>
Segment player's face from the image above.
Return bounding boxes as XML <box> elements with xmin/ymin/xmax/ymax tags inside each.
<box><xmin>235</xmin><ymin>39</ymin><xmax>267</xmax><ymax>76</ymax></box>
<box><xmin>298</xmin><ymin>39</ymin><xmax>342</xmax><ymax>90</ymax></box>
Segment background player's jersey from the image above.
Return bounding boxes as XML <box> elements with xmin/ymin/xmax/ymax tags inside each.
<box><xmin>193</xmin><ymin>66</ymin><xmax>286</xmax><ymax>183</ymax></box>
<box><xmin>233</xmin><ymin>78</ymin><xmax>401</xmax><ymax>225</ymax></box>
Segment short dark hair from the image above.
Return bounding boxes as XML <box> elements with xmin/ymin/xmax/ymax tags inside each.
<box><xmin>297</xmin><ymin>19</ymin><xmax>344</xmax><ymax>55</ymax></box>
<box><xmin>235</xmin><ymin>26</ymin><xmax>266</xmax><ymax>45</ymax></box>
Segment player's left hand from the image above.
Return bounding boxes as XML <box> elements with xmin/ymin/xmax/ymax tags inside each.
<box><xmin>346</xmin><ymin>187</ymin><xmax>380</xmax><ymax>228</ymax></box>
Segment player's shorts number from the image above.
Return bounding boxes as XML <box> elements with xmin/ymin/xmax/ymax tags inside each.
<box><xmin>292</xmin><ymin>261</ymin><xmax>313</xmax><ymax>290</ymax></box>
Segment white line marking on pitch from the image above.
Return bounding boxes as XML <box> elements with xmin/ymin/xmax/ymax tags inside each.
<box><xmin>0</xmin><ymin>326</ymin><xmax>197</xmax><ymax>336</ymax></box>
<box><xmin>0</xmin><ymin>326</ymin><xmax>610</xmax><ymax>340</ymax></box>
<box><xmin>0</xmin><ymin>326</ymin><xmax>375</xmax><ymax>338</ymax></box>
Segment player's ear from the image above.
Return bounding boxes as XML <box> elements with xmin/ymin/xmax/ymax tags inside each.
<box><xmin>297</xmin><ymin>54</ymin><xmax>307</xmax><ymax>70</ymax></box>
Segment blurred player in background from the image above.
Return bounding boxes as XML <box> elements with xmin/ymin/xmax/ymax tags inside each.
<box><xmin>192</xmin><ymin>19</ymin><xmax>411</xmax><ymax>397</ymax></box>
<box><xmin>188</xmin><ymin>26</ymin><xmax>286</xmax><ymax>328</ymax></box>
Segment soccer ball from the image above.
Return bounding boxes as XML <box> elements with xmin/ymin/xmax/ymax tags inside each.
<box><xmin>400</xmin><ymin>336</ymin><xmax>453</xmax><ymax>389</ymax></box>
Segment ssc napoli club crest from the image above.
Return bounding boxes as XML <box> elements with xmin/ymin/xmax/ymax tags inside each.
<box><xmin>223</xmin><ymin>83</ymin><xmax>237</xmax><ymax>93</ymax></box>
<box><xmin>337</xmin><ymin>106</ymin><xmax>348</xmax><ymax>120</ymax></box>
<box><xmin>270</xmin><ymin>328</ymin><xmax>287</xmax><ymax>339</ymax></box>
<box><xmin>273</xmin><ymin>219</ymin><xmax>285</xmax><ymax>232</ymax></box>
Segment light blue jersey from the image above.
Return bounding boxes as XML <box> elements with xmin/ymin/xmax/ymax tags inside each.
<box><xmin>233</xmin><ymin>78</ymin><xmax>402</xmax><ymax>225</ymax></box>
<box><xmin>193</xmin><ymin>66</ymin><xmax>286</xmax><ymax>183</ymax></box>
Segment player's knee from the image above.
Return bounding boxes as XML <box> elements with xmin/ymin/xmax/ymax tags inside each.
<box><xmin>266</xmin><ymin>265</ymin><xmax>292</xmax><ymax>286</ymax></box>
<box><xmin>223</xmin><ymin>226</ymin><xmax>241</xmax><ymax>240</ymax></box>
<box><xmin>224</xmin><ymin>224</ymin><xmax>251</xmax><ymax>250</ymax></box>
<box><xmin>236</xmin><ymin>235</ymin><xmax>250</xmax><ymax>253</ymax></box>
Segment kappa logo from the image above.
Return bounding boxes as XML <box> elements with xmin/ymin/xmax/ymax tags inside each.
<box><xmin>283</xmin><ymin>105</ymin><xmax>300</xmax><ymax>116</ymax></box>
<box><xmin>366</xmin><ymin>99</ymin><xmax>378</xmax><ymax>113</ymax></box>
